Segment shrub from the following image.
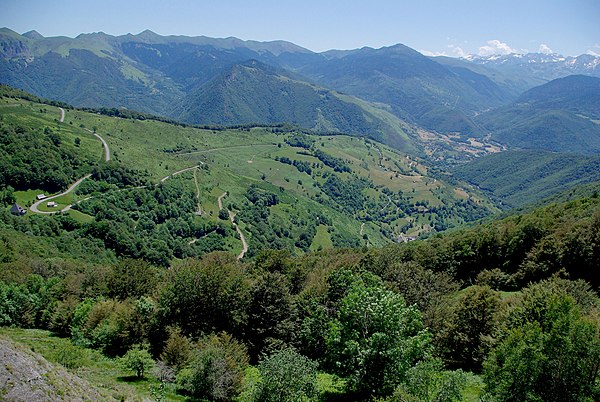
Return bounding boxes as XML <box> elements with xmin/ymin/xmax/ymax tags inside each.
<box><xmin>176</xmin><ymin>332</ymin><xmax>249</xmax><ymax>401</ymax></box>
<box><xmin>52</xmin><ymin>341</ymin><xmax>88</xmax><ymax>369</ymax></box>
<box><xmin>160</xmin><ymin>327</ymin><xmax>192</xmax><ymax>372</ymax></box>
<box><xmin>254</xmin><ymin>348</ymin><xmax>318</xmax><ymax>402</ymax></box>
<box><xmin>437</xmin><ymin>285</ymin><xmax>502</xmax><ymax>371</ymax></box>
<box><xmin>392</xmin><ymin>358</ymin><xmax>466</xmax><ymax>402</ymax></box>
<box><xmin>119</xmin><ymin>345</ymin><xmax>155</xmax><ymax>379</ymax></box>
<box><xmin>326</xmin><ymin>271</ymin><xmax>431</xmax><ymax>398</ymax></box>
<box><xmin>218</xmin><ymin>209</ymin><xmax>229</xmax><ymax>220</ymax></box>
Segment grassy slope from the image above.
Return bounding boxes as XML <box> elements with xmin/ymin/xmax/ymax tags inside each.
<box><xmin>0</xmin><ymin>328</ymin><xmax>183</xmax><ymax>401</ymax></box>
<box><xmin>68</xmin><ymin>103</ymin><xmax>496</xmax><ymax>240</ymax></box>
<box><xmin>1</xmin><ymin>96</ymin><xmax>496</xmax><ymax>256</ymax></box>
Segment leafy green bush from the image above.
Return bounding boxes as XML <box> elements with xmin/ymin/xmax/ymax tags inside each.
<box><xmin>107</xmin><ymin>259</ymin><xmax>160</xmax><ymax>300</ymax></box>
<box><xmin>391</xmin><ymin>358</ymin><xmax>466</xmax><ymax>402</ymax></box>
<box><xmin>52</xmin><ymin>341</ymin><xmax>88</xmax><ymax>369</ymax></box>
<box><xmin>119</xmin><ymin>344</ymin><xmax>155</xmax><ymax>379</ymax></box>
<box><xmin>176</xmin><ymin>332</ymin><xmax>248</xmax><ymax>401</ymax></box>
<box><xmin>218</xmin><ymin>208</ymin><xmax>229</xmax><ymax>220</ymax></box>
<box><xmin>157</xmin><ymin>255</ymin><xmax>250</xmax><ymax>338</ymax></box>
<box><xmin>160</xmin><ymin>327</ymin><xmax>193</xmax><ymax>372</ymax></box>
<box><xmin>437</xmin><ymin>285</ymin><xmax>502</xmax><ymax>371</ymax></box>
<box><xmin>254</xmin><ymin>347</ymin><xmax>318</xmax><ymax>402</ymax></box>
<box><xmin>483</xmin><ymin>283</ymin><xmax>600</xmax><ymax>401</ymax></box>
<box><xmin>0</xmin><ymin>275</ymin><xmax>60</xmax><ymax>328</ymax></box>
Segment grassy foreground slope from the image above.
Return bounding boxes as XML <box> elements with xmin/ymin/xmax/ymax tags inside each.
<box><xmin>0</xmin><ymin>328</ymin><xmax>184</xmax><ymax>401</ymax></box>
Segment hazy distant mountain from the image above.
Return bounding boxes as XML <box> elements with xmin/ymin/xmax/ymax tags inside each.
<box><xmin>293</xmin><ymin>44</ymin><xmax>512</xmax><ymax>135</ymax></box>
<box><xmin>475</xmin><ymin>75</ymin><xmax>600</xmax><ymax>153</ymax></box>
<box><xmin>515</xmin><ymin>74</ymin><xmax>600</xmax><ymax>117</ymax></box>
<box><xmin>465</xmin><ymin>52</ymin><xmax>600</xmax><ymax>88</ymax></box>
<box><xmin>0</xmin><ymin>29</ymin><xmax>509</xmax><ymax>138</ymax></box>
<box><xmin>2</xmin><ymin>27</ymin><xmax>600</xmax><ymax>155</ymax></box>
<box><xmin>171</xmin><ymin>60</ymin><xmax>417</xmax><ymax>151</ymax></box>
<box><xmin>0</xmin><ymin>28</ymin><xmax>327</xmax><ymax>112</ymax></box>
<box><xmin>468</xmin><ymin>52</ymin><xmax>600</xmax><ymax>75</ymax></box>
<box><xmin>0</xmin><ymin>28</ymin><xmax>186</xmax><ymax>114</ymax></box>
<box><xmin>432</xmin><ymin>56</ymin><xmax>533</xmax><ymax>98</ymax></box>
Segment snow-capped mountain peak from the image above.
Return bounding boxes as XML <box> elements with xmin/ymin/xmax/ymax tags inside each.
<box><xmin>461</xmin><ymin>52</ymin><xmax>600</xmax><ymax>79</ymax></box>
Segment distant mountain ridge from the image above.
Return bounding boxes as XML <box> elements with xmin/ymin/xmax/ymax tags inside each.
<box><xmin>474</xmin><ymin>75</ymin><xmax>600</xmax><ymax>153</ymax></box>
<box><xmin>466</xmin><ymin>52</ymin><xmax>600</xmax><ymax>77</ymax></box>
<box><xmin>0</xmin><ymin>28</ymin><xmax>507</xmax><ymax>142</ymax></box>
<box><xmin>515</xmin><ymin>74</ymin><xmax>600</xmax><ymax>118</ymax></box>
<box><xmin>170</xmin><ymin>59</ymin><xmax>417</xmax><ymax>152</ymax></box>
<box><xmin>291</xmin><ymin>44</ymin><xmax>512</xmax><ymax>136</ymax></box>
<box><xmin>2</xmin><ymin>27</ymin><xmax>600</xmax><ymax>155</ymax></box>
<box><xmin>461</xmin><ymin>52</ymin><xmax>600</xmax><ymax>90</ymax></box>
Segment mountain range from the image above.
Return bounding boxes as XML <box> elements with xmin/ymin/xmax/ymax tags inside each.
<box><xmin>465</xmin><ymin>52</ymin><xmax>600</xmax><ymax>85</ymax></box>
<box><xmin>1</xmin><ymin>27</ymin><xmax>600</xmax><ymax>157</ymax></box>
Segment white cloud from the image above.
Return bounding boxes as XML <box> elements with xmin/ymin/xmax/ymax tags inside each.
<box><xmin>419</xmin><ymin>49</ymin><xmax>448</xmax><ymax>57</ymax></box>
<box><xmin>478</xmin><ymin>40</ymin><xmax>516</xmax><ymax>56</ymax></box>
<box><xmin>586</xmin><ymin>49</ymin><xmax>600</xmax><ymax>56</ymax></box>
<box><xmin>538</xmin><ymin>44</ymin><xmax>553</xmax><ymax>54</ymax></box>
<box><xmin>448</xmin><ymin>44</ymin><xmax>467</xmax><ymax>58</ymax></box>
<box><xmin>419</xmin><ymin>44</ymin><xmax>468</xmax><ymax>58</ymax></box>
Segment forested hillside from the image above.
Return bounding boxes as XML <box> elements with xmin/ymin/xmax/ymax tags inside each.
<box><xmin>170</xmin><ymin>60</ymin><xmax>417</xmax><ymax>153</ymax></box>
<box><xmin>1</xmin><ymin>183</ymin><xmax>598</xmax><ymax>400</ymax></box>
<box><xmin>475</xmin><ymin>75</ymin><xmax>600</xmax><ymax>153</ymax></box>
<box><xmin>0</xmin><ymin>87</ymin><xmax>494</xmax><ymax>265</ymax></box>
<box><xmin>452</xmin><ymin>150</ymin><xmax>600</xmax><ymax>207</ymax></box>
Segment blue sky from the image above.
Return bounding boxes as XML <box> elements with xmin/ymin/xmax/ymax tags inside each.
<box><xmin>2</xmin><ymin>0</ymin><xmax>599</xmax><ymax>56</ymax></box>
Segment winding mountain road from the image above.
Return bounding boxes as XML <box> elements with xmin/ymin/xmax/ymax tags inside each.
<box><xmin>29</xmin><ymin>109</ymin><xmax>111</xmax><ymax>214</ymax></box>
<box><xmin>177</xmin><ymin>143</ymin><xmax>278</xmax><ymax>156</ymax></box>
<box><xmin>31</xmin><ymin>108</ymin><xmax>248</xmax><ymax>259</ymax></box>
<box><xmin>85</xmin><ymin>129</ymin><xmax>111</xmax><ymax>161</ymax></box>
<box><xmin>218</xmin><ymin>192</ymin><xmax>248</xmax><ymax>260</ymax></box>
<box><xmin>29</xmin><ymin>174</ymin><xmax>92</xmax><ymax>214</ymax></box>
<box><xmin>193</xmin><ymin>168</ymin><xmax>203</xmax><ymax>216</ymax></box>
<box><xmin>217</xmin><ymin>191</ymin><xmax>227</xmax><ymax>210</ymax></box>
<box><xmin>160</xmin><ymin>163</ymin><xmax>203</xmax><ymax>182</ymax></box>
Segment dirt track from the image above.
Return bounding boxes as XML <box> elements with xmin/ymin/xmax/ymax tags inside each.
<box><xmin>218</xmin><ymin>192</ymin><xmax>248</xmax><ymax>260</ymax></box>
<box><xmin>29</xmin><ymin>108</ymin><xmax>111</xmax><ymax>215</ymax></box>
